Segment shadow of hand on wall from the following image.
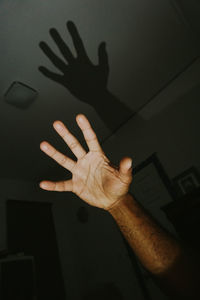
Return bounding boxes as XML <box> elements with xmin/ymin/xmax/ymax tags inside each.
<box><xmin>39</xmin><ymin>21</ymin><xmax>109</xmax><ymax>105</ymax></box>
<box><xmin>38</xmin><ymin>21</ymin><xmax>133</xmax><ymax>132</ymax></box>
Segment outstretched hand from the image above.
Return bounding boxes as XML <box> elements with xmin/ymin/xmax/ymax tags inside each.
<box><xmin>39</xmin><ymin>114</ymin><xmax>133</xmax><ymax>210</ymax></box>
<box><xmin>39</xmin><ymin>21</ymin><xmax>109</xmax><ymax>105</ymax></box>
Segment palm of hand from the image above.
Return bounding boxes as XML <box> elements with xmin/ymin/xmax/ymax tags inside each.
<box><xmin>72</xmin><ymin>151</ymin><xmax>130</xmax><ymax>209</ymax></box>
<box><xmin>40</xmin><ymin>114</ymin><xmax>132</xmax><ymax>210</ymax></box>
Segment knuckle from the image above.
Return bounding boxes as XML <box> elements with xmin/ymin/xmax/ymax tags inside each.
<box><xmin>87</xmin><ymin>136</ymin><xmax>96</xmax><ymax>142</ymax></box>
<box><xmin>51</xmin><ymin>149</ymin><xmax>57</xmax><ymax>158</ymax></box>
<box><xmin>60</xmin><ymin>156</ymin><xmax>67</xmax><ymax>165</ymax></box>
<box><xmin>69</xmin><ymin>141</ymin><xmax>78</xmax><ymax>149</ymax></box>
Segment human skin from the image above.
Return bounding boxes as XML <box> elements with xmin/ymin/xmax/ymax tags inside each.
<box><xmin>39</xmin><ymin>114</ymin><xmax>199</xmax><ymax>299</ymax></box>
<box><xmin>39</xmin><ymin>114</ymin><xmax>133</xmax><ymax>210</ymax></box>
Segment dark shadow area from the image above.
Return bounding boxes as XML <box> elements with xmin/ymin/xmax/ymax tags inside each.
<box><xmin>153</xmin><ymin>246</ymin><xmax>200</xmax><ymax>300</ymax></box>
<box><xmin>38</xmin><ymin>21</ymin><xmax>133</xmax><ymax>131</ymax></box>
<box><xmin>5</xmin><ymin>200</ymin><xmax>66</xmax><ymax>300</ymax></box>
<box><xmin>82</xmin><ymin>282</ymin><xmax>123</xmax><ymax>300</ymax></box>
<box><xmin>159</xmin><ymin>181</ymin><xmax>200</xmax><ymax>299</ymax></box>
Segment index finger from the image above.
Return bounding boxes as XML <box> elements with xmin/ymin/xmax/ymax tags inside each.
<box><xmin>76</xmin><ymin>114</ymin><xmax>103</xmax><ymax>152</ymax></box>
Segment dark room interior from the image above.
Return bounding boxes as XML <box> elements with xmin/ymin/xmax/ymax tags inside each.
<box><xmin>0</xmin><ymin>0</ymin><xmax>200</xmax><ymax>299</ymax></box>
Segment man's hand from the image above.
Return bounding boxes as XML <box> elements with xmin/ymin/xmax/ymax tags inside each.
<box><xmin>39</xmin><ymin>21</ymin><xmax>109</xmax><ymax>105</ymax></box>
<box><xmin>39</xmin><ymin>116</ymin><xmax>199</xmax><ymax>299</ymax></box>
<box><xmin>39</xmin><ymin>114</ymin><xmax>133</xmax><ymax>210</ymax></box>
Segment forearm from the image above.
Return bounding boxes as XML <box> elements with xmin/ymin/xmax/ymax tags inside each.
<box><xmin>108</xmin><ymin>193</ymin><xmax>181</xmax><ymax>276</ymax></box>
<box><xmin>108</xmin><ymin>193</ymin><xmax>199</xmax><ymax>299</ymax></box>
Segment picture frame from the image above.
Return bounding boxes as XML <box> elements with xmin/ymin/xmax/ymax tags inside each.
<box><xmin>131</xmin><ymin>152</ymin><xmax>175</xmax><ymax>210</ymax></box>
<box><xmin>172</xmin><ymin>166</ymin><xmax>200</xmax><ymax>198</ymax></box>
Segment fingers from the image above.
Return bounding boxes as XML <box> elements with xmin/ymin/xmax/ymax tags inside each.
<box><xmin>39</xmin><ymin>41</ymin><xmax>67</xmax><ymax>73</ymax></box>
<box><xmin>49</xmin><ymin>28</ymin><xmax>75</xmax><ymax>63</ymax></box>
<box><xmin>40</xmin><ymin>141</ymin><xmax>76</xmax><ymax>172</ymax></box>
<box><xmin>40</xmin><ymin>179</ymin><xmax>73</xmax><ymax>192</ymax></box>
<box><xmin>38</xmin><ymin>66</ymin><xmax>63</xmax><ymax>83</ymax></box>
<box><xmin>98</xmin><ymin>42</ymin><xmax>109</xmax><ymax>74</ymax></box>
<box><xmin>119</xmin><ymin>157</ymin><xmax>132</xmax><ymax>174</ymax></box>
<box><xmin>119</xmin><ymin>157</ymin><xmax>133</xmax><ymax>184</ymax></box>
<box><xmin>53</xmin><ymin>121</ymin><xmax>87</xmax><ymax>159</ymax></box>
<box><xmin>76</xmin><ymin>114</ymin><xmax>103</xmax><ymax>152</ymax></box>
<box><xmin>67</xmin><ymin>21</ymin><xmax>88</xmax><ymax>59</ymax></box>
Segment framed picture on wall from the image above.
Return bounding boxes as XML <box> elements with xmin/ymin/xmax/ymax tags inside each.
<box><xmin>131</xmin><ymin>153</ymin><xmax>175</xmax><ymax>211</ymax></box>
<box><xmin>172</xmin><ymin>166</ymin><xmax>200</xmax><ymax>198</ymax></box>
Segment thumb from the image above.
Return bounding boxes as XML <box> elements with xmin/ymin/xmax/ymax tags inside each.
<box><xmin>119</xmin><ymin>157</ymin><xmax>133</xmax><ymax>178</ymax></box>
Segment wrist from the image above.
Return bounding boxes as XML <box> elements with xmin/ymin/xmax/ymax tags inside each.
<box><xmin>106</xmin><ymin>193</ymin><xmax>134</xmax><ymax>213</ymax></box>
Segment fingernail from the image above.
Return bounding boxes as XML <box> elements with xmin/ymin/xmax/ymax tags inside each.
<box><xmin>128</xmin><ymin>159</ymin><xmax>132</xmax><ymax>169</ymax></box>
<box><xmin>40</xmin><ymin>182</ymin><xmax>47</xmax><ymax>189</ymax></box>
<box><xmin>54</xmin><ymin>122</ymin><xmax>63</xmax><ymax>130</ymax></box>
<box><xmin>41</xmin><ymin>143</ymin><xmax>48</xmax><ymax>151</ymax></box>
<box><xmin>77</xmin><ymin>115</ymin><xmax>84</xmax><ymax>122</ymax></box>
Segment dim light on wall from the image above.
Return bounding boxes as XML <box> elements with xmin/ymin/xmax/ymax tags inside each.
<box><xmin>4</xmin><ymin>81</ymin><xmax>38</xmax><ymax>109</ymax></box>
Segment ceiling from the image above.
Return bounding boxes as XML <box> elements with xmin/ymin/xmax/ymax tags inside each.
<box><xmin>172</xmin><ymin>0</ymin><xmax>200</xmax><ymax>36</ymax></box>
<box><xmin>0</xmin><ymin>0</ymin><xmax>199</xmax><ymax>182</ymax></box>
